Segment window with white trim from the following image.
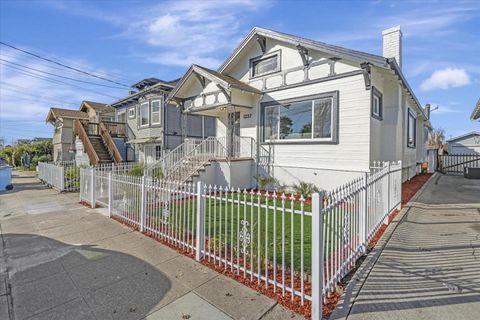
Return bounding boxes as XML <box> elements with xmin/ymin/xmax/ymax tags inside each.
<box><xmin>117</xmin><ymin>109</ymin><xmax>126</xmax><ymax>123</ymax></box>
<box><xmin>263</xmin><ymin>93</ymin><xmax>337</xmax><ymax>142</ymax></box>
<box><xmin>371</xmin><ymin>87</ymin><xmax>383</xmax><ymax>120</ymax></box>
<box><xmin>140</xmin><ymin>102</ymin><xmax>149</xmax><ymax>126</ymax></box>
<box><xmin>129</xmin><ymin>107</ymin><xmax>136</xmax><ymax>119</ymax></box>
<box><xmin>151</xmin><ymin>100</ymin><xmax>161</xmax><ymax>125</ymax></box>
<box><xmin>250</xmin><ymin>52</ymin><xmax>280</xmax><ymax>78</ymax></box>
<box><xmin>407</xmin><ymin>109</ymin><xmax>416</xmax><ymax>148</ymax></box>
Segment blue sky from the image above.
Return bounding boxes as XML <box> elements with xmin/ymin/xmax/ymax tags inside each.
<box><xmin>0</xmin><ymin>0</ymin><xmax>479</xmax><ymax>144</ymax></box>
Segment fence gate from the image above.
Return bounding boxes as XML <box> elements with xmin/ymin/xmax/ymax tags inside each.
<box><xmin>438</xmin><ymin>154</ymin><xmax>480</xmax><ymax>174</ymax></box>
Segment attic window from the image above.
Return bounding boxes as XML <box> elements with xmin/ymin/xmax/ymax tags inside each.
<box><xmin>250</xmin><ymin>51</ymin><xmax>280</xmax><ymax>78</ymax></box>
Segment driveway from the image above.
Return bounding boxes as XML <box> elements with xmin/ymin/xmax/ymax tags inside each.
<box><xmin>0</xmin><ymin>171</ymin><xmax>301</xmax><ymax>320</ymax></box>
<box><xmin>332</xmin><ymin>174</ymin><xmax>480</xmax><ymax>320</ymax></box>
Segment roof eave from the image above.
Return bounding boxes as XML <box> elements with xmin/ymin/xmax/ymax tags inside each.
<box><xmin>218</xmin><ymin>27</ymin><xmax>390</xmax><ymax>74</ymax></box>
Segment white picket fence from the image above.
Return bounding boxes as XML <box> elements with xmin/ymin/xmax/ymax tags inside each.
<box><xmin>79</xmin><ymin>160</ymin><xmax>402</xmax><ymax>319</ymax></box>
<box><xmin>38</xmin><ymin>161</ymin><xmax>80</xmax><ymax>192</ymax></box>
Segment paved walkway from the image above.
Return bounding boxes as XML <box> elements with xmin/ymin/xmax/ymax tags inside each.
<box><xmin>332</xmin><ymin>174</ymin><xmax>480</xmax><ymax>320</ymax></box>
<box><xmin>0</xmin><ymin>171</ymin><xmax>302</xmax><ymax>320</ymax></box>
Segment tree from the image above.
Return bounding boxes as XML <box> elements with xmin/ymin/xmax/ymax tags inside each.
<box><xmin>429</xmin><ymin>128</ymin><xmax>445</xmax><ymax>148</ymax></box>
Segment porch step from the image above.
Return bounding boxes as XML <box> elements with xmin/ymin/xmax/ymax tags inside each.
<box><xmin>89</xmin><ymin>136</ymin><xmax>114</xmax><ymax>163</ymax></box>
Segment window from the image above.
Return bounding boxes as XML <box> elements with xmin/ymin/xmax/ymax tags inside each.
<box><xmin>151</xmin><ymin>100</ymin><xmax>161</xmax><ymax>125</ymax></box>
<box><xmin>129</xmin><ymin>107</ymin><xmax>136</xmax><ymax>119</ymax></box>
<box><xmin>117</xmin><ymin>109</ymin><xmax>126</xmax><ymax>123</ymax></box>
<box><xmin>250</xmin><ymin>52</ymin><xmax>280</xmax><ymax>78</ymax></box>
<box><xmin>263</xmin><ymin>92</ymin><xmax>338</xmax><ymax>142</ymax></box>
<box><xmin>407</xmin><ymin>109</ymin><xmax>416</xmax><ymax>148</ymax></box>
<box><xmin>140</xmin><ymin>102</ymin><xmax>149</xmax><ymax>126</ymax></box>
<box><xmin>371</xmin><ymin>87</ymin><xmax>383</xmax><ymax>120</ymax></box>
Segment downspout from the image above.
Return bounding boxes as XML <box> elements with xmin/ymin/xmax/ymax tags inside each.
<box><xmin>254</xmin><ymin>93</ymin><xmax>265</xmax><ymax>188</ymax></box>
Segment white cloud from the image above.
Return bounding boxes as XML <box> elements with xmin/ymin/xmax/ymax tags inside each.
<box><xmin>0</xmin><ymin>48</ymin><xmax>125</xmax><ymax>140</ymax></box>
<box><xmin>420</xmin><ymin>68</ymin><xmax>470</xmax><ymax>91</ymax></box>
<box><xmin>428</xmin><ymin>103</ymin><xmax>463</xmax><ymax>115</ymax></box>
<box><xmin>120</xmin><ymin>0</ymin><xmax>269</xmax><ymax>68</ymax></box>
<box><xmin>46</xmin><ymin>0</ymin><xmax>271</xmax><ymax>69</ymax></box>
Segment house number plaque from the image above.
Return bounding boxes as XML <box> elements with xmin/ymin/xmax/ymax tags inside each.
<box><xmin>243</xmin><ymin>113</ymin><xmax>252</xmax><ymax>119</ymax></box>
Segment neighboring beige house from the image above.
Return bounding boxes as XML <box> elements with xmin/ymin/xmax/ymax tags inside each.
<box><xmin>46</xmin><ymin>107</ymin><xmax>88</xmax><ymax>162</ymax></box>
<box><xmin>165</xmin><ymin>26</ymin><xmax>432</xmax><ymax>190</ymax></box>
<box><xmin>79</xmin><ymin>100</ymin><xmax>115</xmax><ymax>123</ymax></box>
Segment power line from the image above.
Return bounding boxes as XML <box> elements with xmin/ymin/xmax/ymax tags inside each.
<box><xmin>0</xmin><ymin>41</ymin><xmax>131</xmax><ymax>88</ymax></box>
<box><xmin>0</xmin><ymin>82</ymin><xmax>79</xmax><ymax>106</ymax></box>
<box><xmin>0</xmin><ymin>58</ymin><xmax>126</xmax><ymax>89</ymax></box>
<box><xmin>0</xmin><ymin>65</ymin><xmax>121</xmax><ymax>100</ymax></box>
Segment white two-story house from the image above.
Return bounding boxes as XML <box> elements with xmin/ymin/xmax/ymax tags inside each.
<box><xmin>165</xmin><ymin>26</ymin><xmax>431</xmax><ymax>190</ymax></box>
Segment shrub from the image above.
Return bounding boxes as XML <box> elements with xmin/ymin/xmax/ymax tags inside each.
<box><xmin>127</xmin><ymin>163</ymin><xmax>145</xmax><ymax>177</ymax></box>
<box><xmin>292</xmin><ymin>182</ymin><xmax>319</xmax><ymax>198</ymax></box>
<box><xmin>254</xmin><ymin>174</ymin><xmax>277</xmax><ymax>191</ymax></box>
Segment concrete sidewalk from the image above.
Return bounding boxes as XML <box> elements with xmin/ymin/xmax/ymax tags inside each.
<box><xmin>331</xmin><ymin>174</ymin><xmax>480</xmax><ymax>320</ymax></box>
<box><xmin>0</xmin><ymin>171</ymin><xmax>302</xmax><ymax>320</ymax></box>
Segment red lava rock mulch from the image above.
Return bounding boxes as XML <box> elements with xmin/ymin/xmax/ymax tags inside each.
<box><xmin>78</xmin><ymin>173</ymin><xmax>433</xmax><ymax>319</ymax></box>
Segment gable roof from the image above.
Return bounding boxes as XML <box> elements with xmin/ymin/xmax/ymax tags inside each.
<box><xmin>447</xmin><ymin>131</ymin><xmax>480</xmax><ymax>143</ymax></box>
<box><xmin>46</xmin><ymin>107</ymin><xmax>88</xmax><ymax>123</ymax></box>
<box><xmin>110</xmin><ymin>80</ymin><xmax>176</xmax><ymax>108</ymax></box>
<box><xmin>218</xmin><ymin>27</ymin><xmax>427</xmax><ymax>121</ymax></box>
<box><xmin>471</xmin><ymin>99</ymin><xmax>480</xmax><ymax>120</ymax></box>
<box><xmin>167</xmin><ymin>64</ymin><xmax>262</xmax><ymax>102</ymax></box>
<box><xmin>80</xmin><ymin>100</ymin><xmax>114</xmax><ymax>113</ymax></box>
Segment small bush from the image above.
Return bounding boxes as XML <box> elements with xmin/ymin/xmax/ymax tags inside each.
<box><xmin>292</xmin><ymin>182</ymin><xmax>319</xmax><ymax>198</ymax></box>
<box><xmin>128</xmin><ymin>163</ymin><xmax>145</xmax><ymax>177</ymax></box>
<box><xmin>254</xmin><ymin>174</ymin><xmax>277</xmax><ymax>191</ymax></box>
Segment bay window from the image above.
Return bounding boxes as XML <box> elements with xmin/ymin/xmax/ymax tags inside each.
<box><xmin>262</xmin><ymin>92</ymin><xmax>338</xmax><ymax>142</ymax></box>
<box><xmin>140</xmin><ymin>102</ymin><xmax>149</xmax><ymax>127</ymax></box>
<box><xmin>151</xmin><ymin>100</ymin><xmax>161</xmax><ymax>125</ymax></box>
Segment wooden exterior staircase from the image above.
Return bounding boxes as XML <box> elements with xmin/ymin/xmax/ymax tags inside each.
<box><xmin>73</xmin><ymin>119</ymin><xmax>125</xmax><ymax>166</ymax></box>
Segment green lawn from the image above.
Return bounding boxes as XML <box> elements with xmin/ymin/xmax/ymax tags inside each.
<box><xmin>142</xmin><ymin>192</ymin><xmax>359</xmax><ymax>275</ymax></box>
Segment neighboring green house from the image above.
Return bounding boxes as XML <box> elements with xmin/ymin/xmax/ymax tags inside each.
<box><xmin>46</xmin><ymin>107</ymin><xmax>88</xmax><ymax>162</ymax></box>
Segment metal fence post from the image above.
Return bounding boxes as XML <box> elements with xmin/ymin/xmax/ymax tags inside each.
<box><xmin>396</xmin><ymin>160</ymin><xmax>402</xmax><ymax>210</ymax></box>
<box><xmin>360</xmin><ymin>172</ymin><xmax>368</xmax><ymax>252</ymax></box>
<box><xmin>195</xmin><ymin>181</ymin><xmax>205</xmax><ymax>261</ymax></box>
<box><xmin>108</xmin><ymin>171</ymin><xmax>113</xmax><ymax>217</ymax></box>
<box><xmin>90</xmin><ymin>168</ymin><xmax>96</xmax><ymax>208</ymax></box>
<box><xmin>384</xmin><ymin>162</ymin><xmax>392</xmax><ymax>224</ymax></box>
<box><xmin>140</xmin><ymin>175</ymin><xmax>147</xmax><ymax>233</ymax></box>
<box><xmin>59</xmin><ymin>165</ymin><xmax>65</xmax><ymax>191</ymax></box>
<box><xmin>311</xmin><ymin>192</ymin><xmax>324</xmax><ymax>320</ymax></box>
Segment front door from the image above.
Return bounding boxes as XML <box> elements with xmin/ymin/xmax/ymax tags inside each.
<box><xmin>227</xmin><ymin>111</ymin><xmax>240</xmax><ymax>157</ymax></box>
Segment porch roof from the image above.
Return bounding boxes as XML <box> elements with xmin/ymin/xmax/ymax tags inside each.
<box><xmin>167</xmin><ymin>65</ymin><xmax>261</xmax><ymax>99</ymax></box>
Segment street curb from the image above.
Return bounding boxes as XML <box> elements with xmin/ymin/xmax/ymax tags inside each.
<box><xmin>329</xmin><ymin>172</ymin><xmax>438</xmax><ymax>320</ymax></box>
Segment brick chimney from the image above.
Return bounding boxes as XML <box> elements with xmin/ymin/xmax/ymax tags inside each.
<box><xmin>382</xmin><ymin>26</ymin><xmax>402</xmax><ymax>69</ymax></box>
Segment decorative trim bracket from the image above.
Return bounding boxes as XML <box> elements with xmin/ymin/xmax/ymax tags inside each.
<box><xmin>255</xmin><ymin>35</ymin><xmax>267</xmax><ymax>54</ymax></box>
<box><xmin>296</xmin><ymin>44</ymin><xmax>309</xmax><ymax>66</ymax></box>
<box><xmin>360</xmin><ymin>62</ymin><xmax>372</xmax><ymax>90</ymax></box>
<box><xmin>194</xmin><ymin>72</ymin><xmax>206</xmax><ymax>88</ymax></box>
<box><xmin>217</xmin><ymin>84</ymin><xmax>231</xmax><ymax>103</ymax></box>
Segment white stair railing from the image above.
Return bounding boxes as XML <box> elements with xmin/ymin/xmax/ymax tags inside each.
<box><xmin>145</xmin><ymin>136</ymin><xmax>258</xmax><ymax>182</ymax></box>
